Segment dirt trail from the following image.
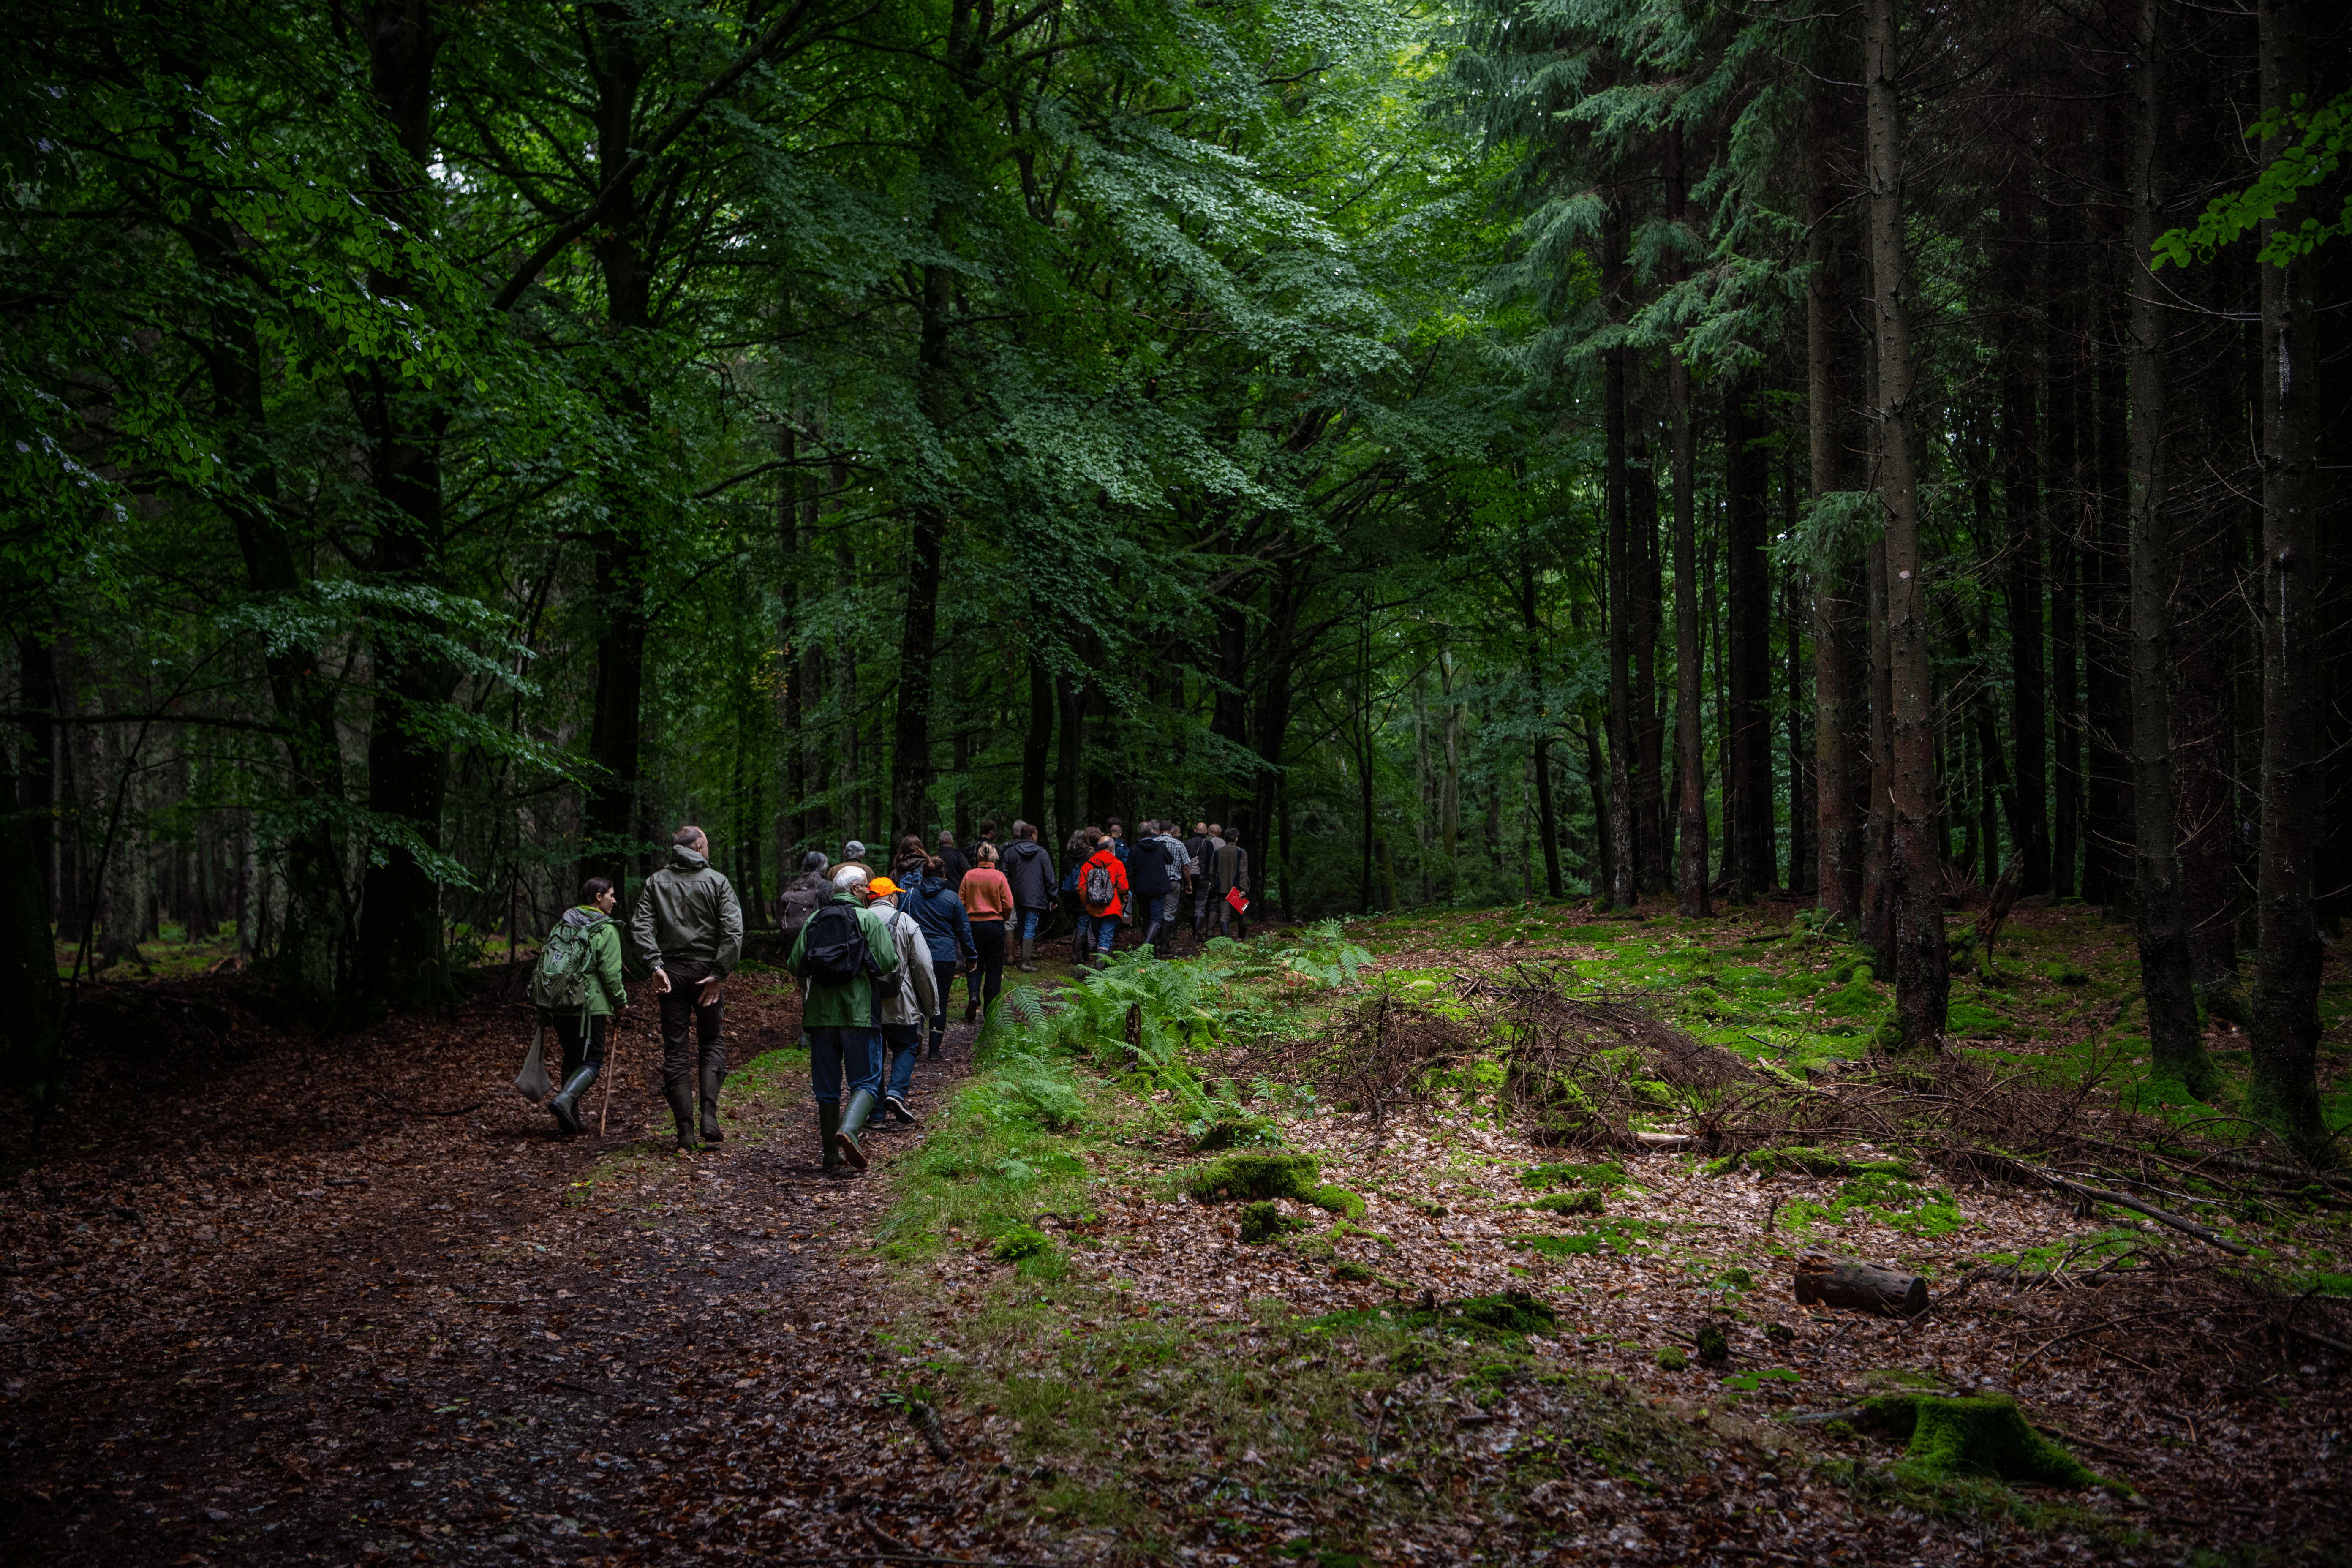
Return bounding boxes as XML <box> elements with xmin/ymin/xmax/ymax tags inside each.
<box><xmin>0</xmin><ymin>971</ymin><xmax>986</xmax><ymax>1566</ymax></box>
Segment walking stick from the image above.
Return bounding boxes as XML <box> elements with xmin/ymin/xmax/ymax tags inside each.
<box><xmin>598</xmin><ymin>1002</ymin><xmax>620</xmax><ymax>1136</ymax></box>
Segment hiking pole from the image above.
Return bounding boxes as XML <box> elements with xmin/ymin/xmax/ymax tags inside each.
<box><xmin>598</xmin><ymin>997</ymin><xmax>621</xmax><ymax>1136</ymax></box>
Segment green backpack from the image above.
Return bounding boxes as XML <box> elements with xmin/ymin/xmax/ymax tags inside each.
<box><xmin>530</xmin><ymin>912</ymin><xmax>610</xmax><ymax>1014</ymax></box>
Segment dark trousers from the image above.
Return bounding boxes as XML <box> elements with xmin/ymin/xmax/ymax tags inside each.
<box><xmin>1138</xmin><ymin>893</ymin><xmax>1178</xmax><ymax>955</ymax></box>
<box><xmin>555</xmin><ymin>1013</ymin><xmax>611</xmax><ymax>1081</ymax></box>
<box><xmin>969</xmin><ymin>921</ymin><xmax>1005</xmax><ymax>1007</ymax></box>
<box><xmin>658</xmin><ymin>959</ymin><xmax>725</xmax><ymax>1101</ymax></box>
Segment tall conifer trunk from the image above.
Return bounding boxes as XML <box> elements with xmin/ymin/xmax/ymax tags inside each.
<box><xmin>1667</xmin><ymin>127</ymin><xmax>1709</xmax><ymax>918</ymax></box>
<box><xmin>1603</xmin><ymin>199</ymin><xmax>1637</xmax><ymax>912</ymax></box>
<box><xmin>1726</xmin><ymin>384</ymin><xmax>1772</xmax><ymax>902</ymax></box>
<box><xmin>1807</xmin><ymin>57</ymin><xmax>1867</xmax><ymax>925</ymax></box>
<box><xmin>1998</xmin><ymin>180</ymin><xmax>2049</xmax><ymax>892</ymax></box>
<box><xmin>2249</xmin><ymin>0</ymin><xmax>2327</xmax><ymax>1152</ymax></box>
<box><xmin>2123</xmin><ymin>0</ymin><xmax>2216</xmax><ymax>1095</ymax></box>
<box><xmin>1864</xmin><ymin>0</ymin><xmax>1947</xmax><ymax>1043</ymax></box>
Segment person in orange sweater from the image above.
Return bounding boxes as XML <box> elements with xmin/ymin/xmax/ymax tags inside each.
<box><xmin>957</xmin><ymin>844</ymin><xmax>1015</xmax><ymax>1020</ymax></box>
<box><xmin>1075</xmin><ymin>831</ymin><xmax>1130</xmax><ymax>969</ymax></box>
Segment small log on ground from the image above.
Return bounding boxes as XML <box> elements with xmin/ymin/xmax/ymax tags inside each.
<box><xmin>1792</xmin><ymin>1250</ymin><xmax>1929</xmax><ymax>1317</ymax></box>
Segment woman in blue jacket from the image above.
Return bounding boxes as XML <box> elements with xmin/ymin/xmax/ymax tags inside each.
<box><xmin>901</xmin><ymin>857</ymin><xmax>977</xmax><ymax>1055</ymax></box>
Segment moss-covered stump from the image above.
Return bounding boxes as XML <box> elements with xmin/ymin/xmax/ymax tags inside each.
<box><xmin>1187</xmin><ymin>1151</ymin><xmax>1319</xmax><ymax>1202</ymax></box>
<box><xmin>1238</xmin><ymin>1200</ymin><xmax>1308</xmax><ymax>1244</ymax></box>
<box><xmin>1450</xmin><ymin>1291</ymin><xmax>1557</xmax><ymax>1337</ymax></box>
<box><xmin>1862</xmin><ymin>1394</ymin><xmax>2100</xmax><ymax>1489</ymax></box>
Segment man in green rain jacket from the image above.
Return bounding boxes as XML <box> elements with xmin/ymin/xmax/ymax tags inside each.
<box><xmin>785</xmin><ymin>866</ymin><xmax>899</xmax><ymax>1171</ymax></box>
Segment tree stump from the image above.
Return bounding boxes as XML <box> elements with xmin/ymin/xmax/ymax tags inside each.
<box><xmin>1792</xmin><ymin>1250</ymin><xmax>1929</xmax><ymax>1317</ymax></box>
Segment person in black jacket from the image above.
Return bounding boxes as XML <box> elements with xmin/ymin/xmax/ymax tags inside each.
<box><xmin>1126</xmin><ymin>820</ymin><xmax>1191</xmax><ymax>957</ymax></box>
<box><xmin>997</xmin><ymin>819</ymin><xmax>1057</xmax><ymax>972</ymax></box>
<box><xmin>935</xmin><ymin>830</ymin><xmax>972</xmax><ymax>888</ymax></box>
<box><xmin>902</xmin><ymin>858</ymin><xmax>977</xmax><ymax>1054</ymax></box>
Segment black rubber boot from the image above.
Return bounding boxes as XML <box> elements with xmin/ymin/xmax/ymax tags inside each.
<box><xmin>1017</xmin><ymin>936</ymin><xmax>1036</xmax><ymax>973</ymax></box>
<box><xmin>698</xmin><ymin>1061</ymin><xmax>725</xmax><ymax>1145</ymax></box>
<box><xmin>819</xmin><ymin>1103</ymin><xmax>844</xmax><ymax>1171</ymax></box>
<box><xmin>665</xmin><ymin>1079</ymin><xmax>698</xmax><ymax>1152</ymax></box>
<box><xmin>548</xmin><ymin>1064</ymin><xmax>599</xmax><ymax>1137</ymax></box>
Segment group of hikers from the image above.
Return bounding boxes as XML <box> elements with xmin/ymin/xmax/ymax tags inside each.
<box><xmin>522</xmin><ymin>816</ymin><xmax>1254</xmax><ymax>1171</ymax></box>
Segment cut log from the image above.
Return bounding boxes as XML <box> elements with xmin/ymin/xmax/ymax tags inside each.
<box><xmin>1792</xmin><ymin>1250</ymin><xmax>1929</xmax><ymax>1317</ymax></box>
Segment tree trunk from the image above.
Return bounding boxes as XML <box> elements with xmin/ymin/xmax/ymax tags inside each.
<box><xmin>2047</xmin><ymin>175</ymin><xmax>2084</xmax><ymax>898</ymax></box>
<box><xmin>1726</xmin><ymin>381</ymin><xmax>1772</xmax><ymax>902</ymax></box>
<box><xmin>1999</xmin><ymin>181</ymin><xmax>2050</xmax><ymax>895</ymax></box>
<box><xmin>2123</xmin><ymin>0</ymin><xmax>2216</xmax><ymax>1097</ymax></box>
<box><xmin>1864</xmin><ymin>0</ymin><xmax>1947</xmax><ymax>1044</ymax></box>
<box><xmin>1806</xmin><ymin>19</ymin><xmax>1866</xmax><ymax>926</ymax></box>
<box><xmin>2084</xmin><ymin>122</ymin><xmax>2135</xmax><ymax>910</ymax></box>
<box><xmin>1022</xmin><ymin>640</ymin><xmax>1051</xmax><ymax>831</ymax></box>
<box><xmin>893</xmin><ymin>257</ymin><xmax>953</xmax><ymax>843</ymax></box>
<box><xmin>1794</xmin><ymin>1250</ymin><xmax>1929</xmax><ymax>1317</ymax></box>
<box><xmin>1603</xmin><ymin>211</ymin><xmax>1638</xmax><ymax>911</ymax></box>
<box><xmin>1667</xmin><ymin>128</ymin><xmax>1709</xmax><ymax>920</ymax></box>
<box><xmin>583</xmin><ymin>14</ymin><xmax>654</xmax><ymax>886</ymax></box>
<box><xmin>1630</xmin><ymin>429</ymin><xmax>1668</xmax><ymax>893</ymax></box>
<box><xmin>2249</xmin><ymin>0</ymin><xmax>2327</xmax><ymax>1153</ymax></box>
<box><xmin>354</xmin><ymin>0</ymin><xmax>457</xmax><ymax>1015</ymax></box>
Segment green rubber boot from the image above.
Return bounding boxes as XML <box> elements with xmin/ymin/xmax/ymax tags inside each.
<box><xmin>836</xmin><ymin>1089</ymin><xmax>876</xmax><ymax>1170</ymax></box>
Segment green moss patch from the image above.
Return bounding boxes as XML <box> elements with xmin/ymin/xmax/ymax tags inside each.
<box><xmin>1187</xmin><ymin>1150</ymin><xmax>1320</xmax><ymax>1203</ymax></box>
<box><xmin>1862</xmin><ymin>1394</ymin><xmax>2100</xmax><ymax>1490</ymax></box>
<box><xmin>1519</xmin><ymin>1160</ymin><xmax>1628</xmax><ymax>1191</ymax></box>
<box><xmin>1239</xmin><ymin>1201</ymin><xmax>1308</xmax><ymax>1244</ymax></box>
<box><xmin>1310</xmin><ymin>1184</ymin><xmax>1366</xmax><ymax>1219</ymax></box>
<box><xmin>1704</xmin><ymin>1146</ymin><xmax>1915</xmax><ymax>1180</ymax></box>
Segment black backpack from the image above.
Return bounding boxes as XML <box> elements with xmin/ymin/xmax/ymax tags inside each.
<box><xmin>779</xmin><ymin>877</ymin><xmax>827</xmax><ymax>936</ymax></box>
<box><xmin>800</xmin><ymin>901</ymin><xmax>874</xmax><ymax>986</ymax></box>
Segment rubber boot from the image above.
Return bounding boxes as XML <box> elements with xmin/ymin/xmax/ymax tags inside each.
<box><xmin>963</xmin><ymin>993</ymin><xmax>980</xmax><ymax>1024</ymax></box>
<box><xmin>547</xmin><ymin>1063</ymin><xmax>599</xmax><ymax>1137</ymax></box>
<box><xmin>835</xmin><ymin>1089</ymin><xmax>875</xmax><ymax>1170</ymax></box>
<box><xmin>665</xmin><ymin>1078</ymin><xmax>698</xmax><ymax>1152</ymax></box>
<box><xmin>698</xmin><ymin>1061</ymin><xmax>725</xmax><ymax>1145</ymax></box>
<box><xmin>818</xmin><ymin>1103</ymin><xmax>844</xmax><ymax>1171</ymax></box>
<box><xmin>1017</xmin><ymin>936</ymin><xmax>1036</xmax><ymax>973</ymax></box>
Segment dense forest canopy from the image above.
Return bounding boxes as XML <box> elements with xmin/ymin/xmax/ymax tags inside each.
<box><xmin>3</xmin><ymin>0</ymin><xmax>2346</xmax><ymax>1148</ymax></box>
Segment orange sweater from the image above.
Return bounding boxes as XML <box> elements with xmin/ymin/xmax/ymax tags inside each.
<box><xmin>959</xmin><ymin>867</ymin><xmax>1015</xmax><ymax>923</ymax></box>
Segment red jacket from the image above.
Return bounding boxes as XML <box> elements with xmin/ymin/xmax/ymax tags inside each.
<box><xmin>1078</xmin><ymin>848</ymin><xmax>1130</xmax><ymax>917</ymax></box>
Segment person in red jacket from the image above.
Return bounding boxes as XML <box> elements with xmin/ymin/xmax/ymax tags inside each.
<box><xmin>1075</xmin><ymin>830</ymin><xmax>1130</xmax><ymax>968</ymax></box>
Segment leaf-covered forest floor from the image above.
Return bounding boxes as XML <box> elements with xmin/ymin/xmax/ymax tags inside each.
<box><xmin>3</xmin><ymin>899</ymin><xmax>2348</xmax><ymax>1567</ymax></box>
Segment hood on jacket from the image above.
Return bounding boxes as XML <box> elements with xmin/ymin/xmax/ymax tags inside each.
<box><xmin>668</xmin><ymin>844</ymin><xmax>710</xmax><ymax>872</ymax></box>
<box><xmin>917</xmin><ymin>872</ymin><xmax>952</xmax><ymax>895</ymax></box>
<box><xmin>562</xmin><ymin>905</ymin><xmax>607</xmax><ymax>928</ymax></box>
<box><xmin>1002</xmin><ymin>840</ymin><xmax>1041</xmax><ymax>862</ymax></box>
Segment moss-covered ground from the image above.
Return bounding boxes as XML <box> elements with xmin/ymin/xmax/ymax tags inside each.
<box><xmin>850</xmin><ymin>900</ymin><xmax>2352</xmax><ymax>1562</ymax></box>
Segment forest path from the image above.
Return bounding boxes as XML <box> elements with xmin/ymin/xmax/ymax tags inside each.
<box><xmin>0</xmin><ymin>968</ymin><xmax>999</xmax><ymax>1566</ymax></box>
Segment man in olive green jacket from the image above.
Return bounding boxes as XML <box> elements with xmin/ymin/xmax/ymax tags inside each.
<box><xmin>630</xmin><ymin>825</ymin><xmax>745</xmax><ymax>1152</ymax></box>
<box><xmin>785</xmin><ymin>868</ymin><xmax>899</xmax><ymax>1171</ymax></box>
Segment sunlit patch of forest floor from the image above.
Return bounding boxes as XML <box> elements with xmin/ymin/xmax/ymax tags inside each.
<box><xmin>5</xmin><ymin>901</ymin><xmax>2348</xmax><ymax>1567</ymax></box>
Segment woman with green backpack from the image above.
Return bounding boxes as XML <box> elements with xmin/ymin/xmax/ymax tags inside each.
<box><xmin>531</xmin><ymin>877</ymin><xmax>630</xmax><ymax>1136</ymax></box>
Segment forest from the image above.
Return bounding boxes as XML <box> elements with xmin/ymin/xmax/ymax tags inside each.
<box><xmin>3</xmin><ymin>0</ymin><xmax>2347</xmax><ymax>1158</ymax></box>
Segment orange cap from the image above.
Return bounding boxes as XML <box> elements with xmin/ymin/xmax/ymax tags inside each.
<box><xmin>866</xmin><ymin>876</ymin><xmax>902</xmax><ymax>898</ymax></box>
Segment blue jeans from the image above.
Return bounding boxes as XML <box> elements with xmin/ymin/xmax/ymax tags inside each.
<box><xmin>1083</xmin><ymin>912</ymin><xmax>1120</xmax><ymax>956</ymax></box>
<box><xmin>1018</xmin><ymin>908</ymin><xmax>1045</xmax><ymax>941</ymax></box>
<box><xmin>806</xmin><ymin>1027</ymin><xmax>882</xmax><ymax>1109</ymax></box>
<box><xmin>879</xmin><ymin>1023</ymin><xmax>922</xmax><ymax>1121</ymax></box>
